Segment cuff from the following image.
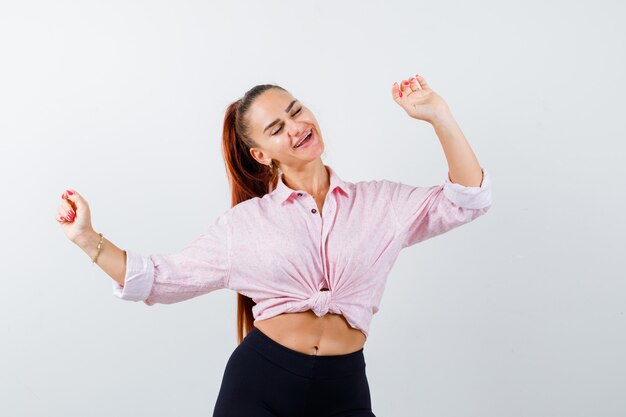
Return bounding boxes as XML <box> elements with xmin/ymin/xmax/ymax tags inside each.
<box><xmin>112</xmin><ymin>249</ymin><xmax>155</xmax><ymax>301</ymax></box>
<box><xmin>443</xmin><ymin>167</ymin><xmax>492</xmax><ymax>209</ymax></box>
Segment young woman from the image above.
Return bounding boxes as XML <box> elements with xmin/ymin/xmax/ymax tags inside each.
<box><xmin>55</xmin><ymin>74</ymin><xmax>492</xmax><ymax>417</ymax></box>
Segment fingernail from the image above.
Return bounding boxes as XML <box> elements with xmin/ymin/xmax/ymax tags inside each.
<box><xmin>67</xmin><ymin>190</ymin><xmax>74</xmax><ymax>195</ymax></box>
<box><xmin>61</xmin><ymin>193</ymin><xmax>66</xmax><ymax>199</ymax></box>
<box><xmin>399</xmin><ymin>91</ymin><xmax>403</xmax><ymax>97</ymax></box>
<box><xmin>403</xmin><ymin>81</ymin><xmax>409</xmax><ymax>85</ymax></box>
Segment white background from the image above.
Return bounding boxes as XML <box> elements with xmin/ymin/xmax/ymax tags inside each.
<box><xmin>1</xmin><ymin>0</ymin><xmax>624</xmax><ymax>416</ymax></box>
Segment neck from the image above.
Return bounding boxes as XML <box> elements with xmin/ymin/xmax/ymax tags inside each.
<box><xmin>281</xmin><ymin>161</ymin><xmax>329</xmax><ymax>198</ymax></box>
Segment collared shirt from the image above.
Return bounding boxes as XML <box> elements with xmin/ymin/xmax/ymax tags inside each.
<box><xmin>113</xmin><ymin>164</ymin><xmax>492</xmax><ymax>339</ymax></box>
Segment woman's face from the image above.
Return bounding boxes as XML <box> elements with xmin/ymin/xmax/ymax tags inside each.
<box><xmin>246</xmin><ymin>88</ymin><xmax>324</xmax><ymax>170</ymax></box>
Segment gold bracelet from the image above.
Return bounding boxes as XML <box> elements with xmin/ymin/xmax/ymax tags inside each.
<box><xmin>92</xmin><ymin>232</ymin><xmax>104</xmax><ymax>264</ymax></box>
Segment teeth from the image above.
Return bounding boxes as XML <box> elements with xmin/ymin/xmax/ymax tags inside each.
<box><xmin>295</xmin><ymin>130</ymin><xmax>312</xmax><ymax>148</ymax></box>
<box><xmin>296</xmin><ymin>132</ymin><xmax>310</xmax><ymax>147</ymax></box>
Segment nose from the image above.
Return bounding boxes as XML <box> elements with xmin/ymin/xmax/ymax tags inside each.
<box><xmin>289</xmin><ymin>123</ymin><xmax>308</xmax><ymax>139</ymax></box>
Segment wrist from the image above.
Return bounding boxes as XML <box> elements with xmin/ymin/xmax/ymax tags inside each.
<box><xmin>72</xmin><ymin>229</ymin><xmax>99</xmax><ymax>251</ymax></box>
<box><xmin>430</xmin><ymin>107</ymin><xmax>455</xmax><ymax>128</ymax></box>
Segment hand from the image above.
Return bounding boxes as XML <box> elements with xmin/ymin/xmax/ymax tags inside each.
<box><xmin>391</xmin><ymin>74</ymin><xmax>450</xmax><ymax>124</ymax></box>
<box><xmin>55</xmin><ymin>189</ymin><xmax>96</xmax><ymax>244</ymax></box>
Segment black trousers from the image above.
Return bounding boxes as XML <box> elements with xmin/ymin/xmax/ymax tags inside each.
<box><xmin>213</xmin><ymin>326</ymin><xmax>376</xmax><ymax>417</ymax></box>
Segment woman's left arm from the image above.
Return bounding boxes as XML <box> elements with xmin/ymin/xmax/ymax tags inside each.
<box><xmin>387</xmin><ymin>74</ymin><xmax>491</xmax><ymax>248</ymax></box>
<box><xmin>392</xmin><ymin>73</ymin><xmax>483</xmax><ymax>187</ymax></box>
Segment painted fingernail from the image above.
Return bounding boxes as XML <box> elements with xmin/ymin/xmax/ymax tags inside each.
<box><xmin>61</xmin><ymin>193</ymin><xmax>66</xmax><ymax>199</ymax></box>
<box><xmin>403</xmin><ymin>81</ymin><xmax>409</xmax><ymax>85</ymax></box>
<box><xmin>67</xmin><ymin>190</ymin><xmax>74</xmax><ymax>195</ymax></box>
<box><xmin>399</xmin><ymin>91</ymin><xmax>403</xmax><ymax>97</ymax></box>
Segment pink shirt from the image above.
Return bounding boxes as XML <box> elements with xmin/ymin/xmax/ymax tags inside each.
<box><xmin>113</xmin><ymin>164</ymin><xmax>492</xmax><ymax>339</ymax></box>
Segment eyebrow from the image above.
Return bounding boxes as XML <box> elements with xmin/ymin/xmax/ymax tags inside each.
<box><xmin>263</xmin><ymin>99</ymin><xmax>298</xmax><ymax>134</ymax></box>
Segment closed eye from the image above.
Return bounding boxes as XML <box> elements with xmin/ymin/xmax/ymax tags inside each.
<box><xmin>271</xmin><ymin>107</ymin><xmax>302</xmax><ymax>135</ymax></box>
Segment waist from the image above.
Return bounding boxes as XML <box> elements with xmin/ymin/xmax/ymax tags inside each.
<box><xmin>253</xmin><ymin>310</ymin><xmax>366</xmax><ymax>356</ymax></box>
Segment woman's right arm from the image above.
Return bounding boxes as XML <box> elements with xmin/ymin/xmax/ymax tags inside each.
<box><xmin>56</xmin><ymin>189</ymin><xmax>232</xmax><ymax>306</ymax></box>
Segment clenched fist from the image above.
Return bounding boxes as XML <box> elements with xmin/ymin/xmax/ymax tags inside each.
<box><xmin>55</xmin><ymin>189</ymin><xmax>95</xmax><ymax>244</ymax></box>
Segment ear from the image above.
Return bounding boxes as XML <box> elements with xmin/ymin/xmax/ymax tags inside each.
<box><xmin>249</xmin><ymin>147</ymin><xmax>271</xmax><ymax>166</ymax></box>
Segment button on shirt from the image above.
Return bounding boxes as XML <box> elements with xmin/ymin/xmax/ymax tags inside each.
<box><xmin>113</xmin><ymin>164</ymin><xmax>492</xmax><ymax>339</ymax></box>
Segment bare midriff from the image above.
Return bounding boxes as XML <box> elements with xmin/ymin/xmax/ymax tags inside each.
<box><xmin>253</xmin><ymin>310</ymin><xmax>366</xmax><ymax>356</ymax></box>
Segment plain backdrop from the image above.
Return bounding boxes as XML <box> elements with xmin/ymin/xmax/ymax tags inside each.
<box><xmin>1</xmin><ymin>1</ymin><xmax>624</xmax><ymax>416</ymax></box>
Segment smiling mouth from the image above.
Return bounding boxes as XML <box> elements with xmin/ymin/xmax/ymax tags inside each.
<box><xmin>294</xmin><ymin>130</ymin><xmax>313</xmax><ymax>148</ymax></box>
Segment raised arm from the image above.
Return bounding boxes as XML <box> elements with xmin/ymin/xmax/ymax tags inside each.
<box><xmin>392</xmin><ymin>73</ymin><xmax>484</xmax><ymax>187</ymax></box>
<box><xmin>388</xmin><ymin>73</ymin><xmax>493</xmax><ymax>248</ymax></box>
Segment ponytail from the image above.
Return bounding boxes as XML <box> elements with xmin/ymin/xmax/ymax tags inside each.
<box><xmin>221</xmin><ymin>84</ymin><xmax>287</xmax><ymax>344</ymax></box>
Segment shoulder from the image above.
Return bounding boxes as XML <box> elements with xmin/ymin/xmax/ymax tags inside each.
<box><xmin>350</xmin><ymin>178</ymin><xmax>400</xmax><ymax>196</ymax></box>
<box><xmin>225</xmin><ymin>196</ymin><xmax>262</xmax><ymax>218</ymax></box>
<box><xmin>220</xmin><ymin>192</ymin><xmax>280</xmax><ymax>223</ymax></box>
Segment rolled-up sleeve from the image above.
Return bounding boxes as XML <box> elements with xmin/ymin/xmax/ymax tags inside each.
<box><xmin>389</xmin><ymin>167</ymin><xmax>492</xmax><ymax>248</ymax></box>
<box><xmin>443</xmin><ymin>167</ymin><xmax>492</xmax><ymax>209</ymax></box>
<box><xmin>112</xmin><ymin>211</ymin><xmax>232</xmax><ymax>305</ymax></box>
<box><xmin>112</xmin><ymin>249</ymin><xmax>155</xmax><ymax>301</ymax></box>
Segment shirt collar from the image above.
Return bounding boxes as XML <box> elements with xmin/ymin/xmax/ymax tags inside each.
<box><xmin>273</xmin><ymin>164</ymin><xmax>351</xmax><ymax>204</ymax></box>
